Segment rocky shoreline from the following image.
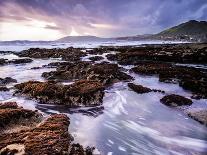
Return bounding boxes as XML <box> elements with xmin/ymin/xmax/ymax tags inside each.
<box><xmin>0</xmin><ymin>43</ymin><xmax>207</xmax><ymax>154</ymax></box>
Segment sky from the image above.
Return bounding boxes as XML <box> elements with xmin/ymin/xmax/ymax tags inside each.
<box><xmin>0</xmin><ymin>0</ymin><xmax>207</xmax><ymax>41</ymax></box>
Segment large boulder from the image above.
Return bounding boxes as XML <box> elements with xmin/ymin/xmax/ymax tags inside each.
<box><xmin>42</xmin><ymin>62</ymin><xmax>133</xmax><ymax>86</ymax></box>
<box><xmin>131</xmin><ymin>62</ymin><xmax>207</xmax><ymax>98</ymax></box>
<box><xmin>160</xmin><ymin>94</ymin><xmax>193</xmax><ymax>107</ymax></box>
<box><xmin>0</xmin><ymin>102</ymin><xmax>41</xmax><ymax>129</ymax></box>
<box><xmin>0</xmin><ymin>104</ymin><xmax>95</xmax><ymax>155</ymax></box>
<box><xmin>14</xmin><ymin>80</ymin><xmax>105</xmax><ymax>107</ymax></box>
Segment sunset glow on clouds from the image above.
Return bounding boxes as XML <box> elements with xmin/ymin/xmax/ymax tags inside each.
<box><xmin>0</xmin><ymin>0</ymin><xmax>207</xmax><ymax>41</ymax></box>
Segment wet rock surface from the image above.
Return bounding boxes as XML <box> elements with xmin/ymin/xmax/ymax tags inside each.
<box><xmin>132</xmin><ymin>62</ymin><xmax>207</xmax><ymax>98</ymax></box>
<box><xmin>0</xmin><ymin>102</ymin><xmax>96</xmax><ymax>155</ymax></box>
<box><xmin>87</xmin><ymin>64</ymin><xmax>133</xmax><ymax>85</ymax></box>
<box><xmin>42</xmin><ymin>62</ymin><xmax>132</xmax><ymax>85</ymax></box>
<box><xmin>0</xmin><ymin>102</ymin><xmax>41</xmax><ymax>129</ymax></box>
<box><xmin>110</xmin><ymin>43</ymin><xmax>207</xmax><ymax>65</ymax></box>
<box><xmin>18</xmin><ymin>47</ymin><xmax>87</xmax><ymax>62</ymax></box>
<box><xmin>8</xmin><ymin>58</ymin><xmax>33</xmax><ymax>64</ymax></box>
<box><xmin>89</xmin><ymin>56</ymin><xmax>104</xmax><ymax>62</ymax></box>
<box><xmin>0</xmin><ymin>59</ymin><xmax>7</xmax><ymax>65</ymax></box>
<box><xmin>187</xmin><ymin>109</ymin><xmax>207</xmax><ymax>126</ymax></box>
<box><xmin>128</xmin><ymin>83</ymin><xmax>165</xmax><ymax>94</ymax></box>
<box><xmin>0</xmin><ymin>86</ymin><xmax>9</xmax><ymax>91</ymax></box>
<box><xmin>160</xmin><ymin>94</ymin><xmax>193</xmax><ymax>107</ymax></box>
<box><xmin>128</xmin><ymin>83</ymin><xmax>152</xmax><ymax>94</ymax></box>
<box><xmin>42</xmin><ymin>61</ymin><xmax>92</xmax><ymax>81</ymax></box>
<box><xmin>14</xmin><ymin>80</ymin><xmax>105</xmax><ymax>107</ymax></box>
<box><xmin>0</xmin><ymin>77</ymin><xmax>17</xmax><ymax>85</ymax></box>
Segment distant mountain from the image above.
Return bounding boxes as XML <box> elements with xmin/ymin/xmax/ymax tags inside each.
<box><xmin>57</xmin><ymin>35</ymin><xmax>113</xmax><ymax>42</ymax></box>
<box><xmin>154</xmin><ymin>20</ymin><xmax>207</xmax><ymax>42</ymax></box>
<box><xmin>116</xmin><ymin>20</ymin><xmax>207</xmax><ymax>42</ymax></box>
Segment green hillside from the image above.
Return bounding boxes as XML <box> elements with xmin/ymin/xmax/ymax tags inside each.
<box><xmin>159</xmin><ymin>20</ymin><xmax>207</xmax><ymax>36</ymax></box>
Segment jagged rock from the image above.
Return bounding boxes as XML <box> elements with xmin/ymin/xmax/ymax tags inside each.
<box><xmin>111</xmin><ymin>43</ymin><xmax>207</xmax><ymax>65</ymax></box>
<box><xmin>87</xmin><ymin>64</ymin><xmax>133</xmax><ymax>85</ymax></box>
<box><xmin>89</xmin><ymin>56</ymin><xmax>104</xmax><ymax>62</ymax></box>
<box><xmin>42</xmin><ymin>61</ymin><xmax>92</xmax><ymax>81</ymax></box>
<box><xmin>8</xmin><ymin>58</ymin><xmax>33</xmax><ymax>64</ymax></box>
<box><xmin>0</xmin><ymin>102</ymin><xmax>18</xmax><ymax>109</ymax></box>
<box><xmin>24</xmin><ymin>114</ymin><xmax>70</xmax><ymax>155</ymax></box>
<box><xmin>0</xmin><ymin>105</ymin><xmax>95</xmax><ymax>155</ymax></box>
<box><xmin>106</xmin><ymin>54</ymin><xmax>118</xmax><ymax>61</ymax></box>
<box><xmin>17</xmin><ymin>47</ymin><xmax>87</xmax><ymax>62</ymax></box>
<box><xmin>0</xmin><ymin>102</ymin><xmax>41</xmax><ymax>129</ymax></box>
<box><xmin>42</xmin><ymin>62</ymin><xmax>132</xmax><ymax>85</ymax></box>
<box><xmin>0</xmin><ymin>77</ymin><xmax>17</xmax><ymax>85</ymax></box>
<box><xmin>131</xmin><ymin>62</ymin><xmax>207</xmax><ymax>98</ymax></box>
<box><xmin>0</xmin><ymin>114</ymin><xmax>70</xmax><ymax>155</ymax></box>
<box><xmin>0</xmin><ymin>59</ymin><xmax>8</xmax><ymax>65</ymax></box>
<box><xmin>160</xmin><ymin>94</ymin><xmax>193</xmax><ymax>107</ymax></box>
<box><xmin>128</xmin><ymin>83</ymin><xmax>152</xmax><ymax>94</ymax></box>
<box><xmin>0</xmin><ymin>86</ymin><xmax>9</xmax><ymax>91</ymax></box>
<box><xmin>14</xmin><ymin>80</ymin><xmax>105</xmax><ymax>107</ymax></box>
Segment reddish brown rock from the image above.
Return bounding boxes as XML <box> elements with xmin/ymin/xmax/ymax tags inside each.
<box><xmin>160</xmin><ymin>94</ymin><xmax>193</xmax><ymax>107</ymax></box>
<box><xmin>15</xmin><ymin>80</ymin><xmax>105</xmax><ymax>107</ymax></box>
<box><xmin>24</xmin><ymin>114</ymin><xmax>70</xmax><ymax>155</ymax></box>
<box><xmin>0</xmin><ymin>102</ymin><xmax>41</xmax><ymax>129</ymax></box>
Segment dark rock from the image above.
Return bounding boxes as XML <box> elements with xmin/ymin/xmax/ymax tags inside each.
<box><xmin>14</xmin><ymin>80</ymin><xmax>105</xmax><ymax>107</ymax></box>
<box><xmin>30</xmin><ymin>67</ymin><xmax>42</xmax><ymax>70</ymax></box>
<box><xmin>131</xmin><ymin>62</ymin><xmax>207</xmax><ymax>98</ymax></box>
<box><xmin>0</xmin><ymin>86</ymin><xmax>9</xmax><ymax>91</ymax></box>
<box><xmin>87</xmin><ymin>64</ymin><xmax>133</xmax><ymax>85</ymax></box>
<box><xmin>86</xmin><ymin>48</ymin><xmax>108</xmax><ymax>55</ymax></box>
<box><xmin>8</xmin><ymin>58</ymin><xmax>33</xmax><ymax>64</ymax></box>
<box><xmin>17</xmin><ymin>47</ymin><xmax>87</xmax><ymax>62</ymax></box>
<box><xmin>106</xmin><ymin>54</ymin><xmax>118</xmax><ymax>61</ymax></box>
<box><xmin>128</xmin><ymin>83</ymin><xmax>152</xmax><ymax>94</ymax></box>
<box><xmin>0</xmin><ymin>59</ymin><xmax>8</xmax><ymax>65</ymax></box>
<box><xmin>112</xmin><ymin>43</ymin><xmax>207</xmax><ymax>65</ymax></box>
<box><xmin>42</xmin><ymin>62</ymin><xmax>132</xmax><ymax>85</ymax></box>
<box><xmin>160</xmin><ymin>94</ymin><xmax>193</xmax><ymax>107</ymax></box>
<box><xmin>89</xmin><ymin>56</ymin><xmax>104</xmax><ymax>61</ymax></box>
<box><xmin>42</xmin><ymin>61</ymin><xmax>92</xmax><ymax>81</ymax></box>
<box><xmin>0</xmin><ymin>77</ymin><xmax>17</xmax><ymax>85</ymax></box>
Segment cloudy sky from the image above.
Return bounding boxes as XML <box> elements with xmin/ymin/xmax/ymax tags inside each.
<box><xmin>0</xmin><ymin>0</ymin><xmax>207</xmax><ymax>41</ymax></box>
